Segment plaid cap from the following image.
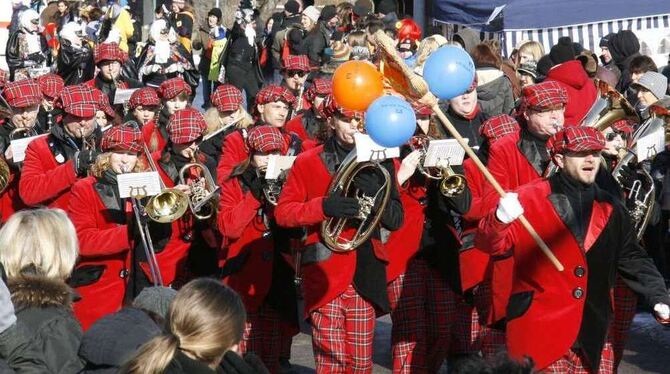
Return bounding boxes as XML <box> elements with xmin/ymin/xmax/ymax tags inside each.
<box><xmin>92</xmin><ymin>88</ymin><xmax>116</xmax><ymax>118</ymax></box>
<box><xmin>480</xmin><ymin>114</ymin><xmax>520</xmax><ymax>142</ymax></box>
<box><xmin>0</xmin><ymin>70</ymin><xmax>7</xmax><ymax>89</ymax></box>
<box><xmin>305</xmin><ymin>78</ymin><xmax>333</xmax><ymax>103</ymax></box>
<box><xmin>100</xmin><ymin>123</ymin><xmax>143</xmax><ymax>153</ymax></box>
<box><xmin>157</xmin><ymin>77</ymin><xmax>192</xmax><ymax>100</ymax></box>
<box><xmin>522</xmin><ymin>81</ymin><xmax>568</xmax><ymax>112</ymax></box>
<box><xmin>611</xmin><ymin>119</ymin><xmax>635</xmax><ymax>134</ymax></box>
<box><xmin>323</xmin><ymin>94</ymin><xmax>364</xmax><ymax>119</ymax></box>
<box><xmin>283</xmin><ymin>54</ymin><xmax>311</xmax><ymax>72</ymax></box>
<box><xmin>128</xmin><ymin>87</ymin><xmax>160</xmax><ymax>109</ymax></box>
<box><xmin>412</xmin><ymin>103</ymin><xmax>433</xmax><ymax>117</ymax></box>
<box><xmin>94</xmin><ymin>42</ymin><xmax>128</xmax><ymax>64</ymax></box>
<box><xmin>36</xmin><ymin>74</ymin><xmax>64</xmax><ymax>101</ymax></box>
<box><xmin>547</xmin><ymin>126</ymin><xmax>606</xmax><ymax>156</ymax></box>
<box><xmin>55</xmin><ymin>84</ymin><xmax>98</xmax><ymax>118</ymax></box>
<box><xmin>167</xmin><ymin>107</ymin><xmax>207</xmax><ymax>144</ymax></box>
<box><xmin>246</xmin><ymin>125</ymin><xmax>285</xmax><ymax>153</ymax></box>
<box><xmin>210</xmin><ymin>84</ymin><xmax>243</xmax><ymax>112</ymax></box>
<box><xmin>3</xmin><ymin>79</ymin><xmax>42</xmax><ymax>108</ymax></box>
<box><xmin>256</xmin><ymin>85</ymin><xmax>295</xmax><ymax>106</ymax></box>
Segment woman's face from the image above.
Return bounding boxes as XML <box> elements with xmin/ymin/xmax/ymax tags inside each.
<box><xmin>519</xmin><ymin>52</ymin><xmax>534</xmax><ymax>65</ymax></box>
<box><xmin>110</xmin><ymin>151</ymin><xmax>139</xmax><ymax>174</ymax></box>
<box><xmin>95</xmin><ymin>111</ymin><xmax>108</xmax><ymax>127</ymax></box>
<box><xmin>219</xmin><ymin>110</ymin><xmax>239</xmax><ymax>126</ymax></box>
<box><xmin>10</xmin><ymin>104</ymin><xmax>39</xmax><ymax>129</ymax></box>
<box><xmin>133</xmin><ymin>106</ymin><xmax>158</xmax><ymax>125</ymax></box>
<box><xmin>165</xmin><ymin>96</ymin><xmax>188</xmax><ymax>114</ymax></box>
<box><xmin>173</xmin><ymin>140</ymin><xmax>198</xmax><ymax>159</ymax></box>
<box><xmin>637</xmin><ymin>88</ymin><xmax>658</xmax><ymax>108</ymax></box>
<box><xmin>100</xmin><ymin>61</ymin><xmax>121</xmax><ymax>81</ymax></box>
<box><xmin>208</xmin><ymin>15</ymin><xmax>219</xmax><ymax>28</ymax></box>
<box><xmin>57</xmin><ymin>2</ymin><xmax>67</xmax><ymax>14</ymax></box>
<box><xmin>301</xmin><ymin>15</ymin><xmax>315</xmax><ymax>31</ymax></box>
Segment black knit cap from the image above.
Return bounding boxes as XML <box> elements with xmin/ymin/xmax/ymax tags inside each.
<box><xmin>208</xmin><ymin>8</ymin><xmax>222</xmax><ymax>20</ymax></box>
<box><xmin>377</xmin><ymin>0</ymin><xmax>397</xmax><ymax>15</ymax></box>
<box><xmin>284</xmin><ymin>0</ymin><xmax>299</xmax><ymax>15</ymax></box>
<box><xmin>600</xmin><ymin>33</ymin><xmax>615</xmax><ymax>48</ymax></box>
<box><xmin>319</xmin><ymin>5</ymin><xmax>337</xmax><ymax>21</ymax></box>
<box><xmin>549</xmin><ymin>36</ymin><xmax>576</xmax><ymax>65</ymax></box>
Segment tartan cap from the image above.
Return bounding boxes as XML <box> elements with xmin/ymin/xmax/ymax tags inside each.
<box><xmin>246</xmin><ymin>125</ymin><xmax>284</xmax><ymax>153</ymax></box>
<box><xmin>547</xmin><ymin>126</ymin><xmax>606</xmax><ymax>156</ymax></box>
<box><xmin>283</xmin><ymin>54</ymin><xmax>311</xmax><ymax>72</ymax></box>
<box><xmin>480</xmin><ymin>114</ymin><xmax>520</xmax><ymax>142</ymax></box>
<box><xmin>128</xmin><ymin>87</ymin><xmax>160</xmax><ymax>109</ymax></box>
<box><xmin>305</xmin><ymin>78</ymin><xmax>333</xmax><ymax>103</ymax></box>
<box><xmin>0</xmin><ymin>70</ymin><xmax>8</xmax><ymax>89</ymax></box>
<box><xmin>36</xmin><ymin>74</ymin><xmax>64</xmax><ymax>101</ymax></box>
<box><xmin>611</xmin><ymin>119</ymin><xmax>635</xmax><ymax>134</ymax></box>
<box><xmin>3</xmin><ymin>79</ymin><xmax>42</xmax><ymax>108</ymax></box>
<box><xmin>256</xmin><ymin>85</ymin><xmax>295</xmax><ymax>106</ymax></box>
<box><xmin>100</xmin><ymin>123</ymin><xmax>143</xmax><ymax>153</ymax></box>
<box><xmin>167</xmin><ymin>107</ymin><xmax>207</xmax><ymax>144</ymax></box>
<box><xmin>522</xmin><ymin>81</ymin><xmax>568</xmax><ymax>112</ymax></box>
<box><xmin>94</xmin><ymin>42</ymin><xmax>128</xmax><ymax>64</ymax></box>
<box><xmin>210</xmin><ymin>84</ymin><xmax>243</xmax><ymax>112</ymax></box>
<box><xmin>92</xmin><ymin>88</ymin><xmax>116</xmax><ymax>118</ymax></box>
<box><xmin>157</xmin><ymin>77</ymin><xmax>192</xmax><ymax>100</ymax></box>
<box><xmin>412</xmin><ymin>103</ymin><xmax>433</xmax><ymax>117</ymax></box>
<box><xmin>55</xmin><ymin>85</ymin><xmax>98</xmax><ymax>118</ymax></box>
<box><xmin>323</xmin><ymin>94</ymin><xmax>364</xmax><ymax>119</ymax></box>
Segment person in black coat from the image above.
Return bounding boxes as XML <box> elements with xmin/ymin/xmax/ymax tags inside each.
<box><xmin>223</xmin><ymin>10</ymin><xmax>264</xmax><ymax>109</ymax></box>
<box><xmin>57</xmin><ymin>22</ymin><xmax>95</xmax><ymax>86</ymax></box>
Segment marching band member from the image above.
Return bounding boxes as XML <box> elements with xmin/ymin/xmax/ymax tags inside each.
<box><xmin>275</xmin><ymin>98</ymin><xmax>403</xmax><ymax>373</ymax></box>
<box><xmin>20</xmin><ymin>84</ymin><xmax>103</xmax><ymax>211</ymax></box>
<box><xmin>285</xmin><ymin>77</ymin><xmax>332</xmax><ymax>148</ymax></box>
<box><xmin>218</xmin><ymin>125</ymin><xmax>299</xmax><ymax>373</ymax></box>
<box><xmin>281</xmin><ymin>55</ymin><xmax>311</xmax><ymax>114</ymax></box>
<box><xmin>125</xmin><ymin>87</ymin><xmax>160</xmax><ymax>128</ymax></box>
<box><xmin>217</xmin><ymin>85</ymin><xmax>299</xmax><ymax>184</ymax></box>
<box><xmin>67</xmin><ymin>123</ymin><xmax>145</xmax><ymax>330</ymax></box>
<box><xmin>440</xmin><ymin>77</ymin><xmax>487</xmax><ymax>149</ymax></box>
<box><xmin>144</xmin><ymin>77</ymin><xmax>191</xmax><ymax>153</ymax></box>
<box><xmin>92</xmin><ymin>87</ymin><xmax>121</xmax><ymax>128</ymax></box>
<box><xmin>476</xmin><ymin>126</ymin><xmax>670</xmax><ymax>372</ymax></box>
<box><xmin>36</xmin><ymin>73</ymin><xmax>64</xmax><ymax>132</ymax></box>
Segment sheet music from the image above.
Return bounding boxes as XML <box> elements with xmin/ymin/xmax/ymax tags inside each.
<box><xmin>635</xmin><ymin>129</ymin><xmax>664</xmax><ymax>162</ymax></box>
<box><xmin>354</xmin><ymin>133</ymin><xmax>400</xmax><ymax>162</ymax></box>
<box><xmin>10</xmin><ymin>134</ymin><xmax>48</xmax><ymax>162</ymax></box>
<box><xmin>265</xmin><ymin>155</ymin><xmax>296</xmax><ymax>179</ymax></box>
<box><xmin>117</xmin><ymin>172</ymin><xmax>162</xmax><ymax>198</ymax></box>
<box><xmin>424</xmin><ymin>138</ymin><xmax>468</xmax><ymax>167</ymax></box>
<box><xmin>113</xmin><ymin>89</ymin><xmax>139</xmax><ymax>105</ymax></box>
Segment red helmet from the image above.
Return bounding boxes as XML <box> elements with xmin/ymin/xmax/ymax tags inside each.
<box><xmin>396</xmin><ymin>19</ymin><xmax>422</xmax><ymax>43</ymax></box>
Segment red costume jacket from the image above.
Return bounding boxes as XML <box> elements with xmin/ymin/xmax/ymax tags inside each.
<box><xmin>545</xmin><ymin>60</ymin><xmax>597</xmax><ymax>126</ymax></box>
<box><xmin>68</xmin><ymin>176</ymin><xmax>132</xmax><ymax>330</ymax></box>
<box><xmin>0</xmin><ymin>174</ymin><xmax>28</xmax><ymax>223</ymax></box>
<box><xmin>475</xmin><ymin>176</ymin><xmax>669</xmax><ymax>370</ymax></box>
<box><xmin>142</xmin><ymin>120</ymin><xmax>168</xmax><ymax>154</ymax></box>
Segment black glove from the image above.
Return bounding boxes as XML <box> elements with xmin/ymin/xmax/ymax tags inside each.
<box><xmin>617</xmin><ymin>164</ymin><xmax>636</xmax><ymax>189</ymax></box>
<box><xmin>353</xmin><ymin>170</ymin><xmax>384</xmax><ymax>196</ymax></box>
<box><xmin>322</xmin><ymin>194</ymin><xmax>360</xmax><ymax>218</ymax></box>
<box><xmin>27</xmin><ymin>51</ymin><xmax>46</xmax><ymax>64</ymax></box>
<box><xmin>220</xmin><ymin>351</ymin><xmax>270</xmax><ymax>374</ymax></box>
<box><xmin>241</xmin><ymin>168</ymin><xmax>264</xmax><ymax>201</ymax></box>
<box><xmin>76</xmin><ymin>150</ymin><xmax>101</xmax><ymax>176</ymax></box>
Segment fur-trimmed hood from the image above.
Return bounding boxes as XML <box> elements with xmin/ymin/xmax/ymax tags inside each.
<box><xmin>8</xmin><ymin>275</ymin><xmax>74</xmax><ymax>309</ymax></box>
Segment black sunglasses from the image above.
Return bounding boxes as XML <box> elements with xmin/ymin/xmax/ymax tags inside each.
<box><xmin>286</xmin><ymin>70</ymin><xmax>308</xmax><ymax>78</ymax></box>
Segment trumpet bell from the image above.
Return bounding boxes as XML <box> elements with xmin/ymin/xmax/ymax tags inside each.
<box><xmin>145</xmin><ymin>189</ymin><xmax>190</xmax><ymax>223</ymax></box>
<box><xmin>440</xmin><ymin>174</ymin><xmax>466</xmax><ymax>196</ymax></box>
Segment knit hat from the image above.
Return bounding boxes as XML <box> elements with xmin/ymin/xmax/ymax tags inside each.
<box><xmin>100</xmin><ymin>122</ymin><xmax>143</xmax><ymax>153</ymax></box>
<box><xmin>208</xmin><ymin>8</ymin><xmax>223</xmax><ymax>20</ymax></box>
<box><xmin>284</xmin><ymin>0</ymin><xmax>300</xmax><ymax>15</ymax></box>
<box><xmin>247</xmin><ymin>125</ymin><xmax>285</xmax><ymax>153</ymax></box>
<box><xmin>331</xmin><ymin>41</ymin><xmax>352</xmax><ymax>62</ymax></box>
<box><xmin>158</xmin><ymin>77</ymin><xmax>192</xmax><ymax>100</ymax></box>
<box><xmin>256</xmin><ymin>85</ymin><xmax>295</xmax><ymax>105</ymax></box>
<box><xmin>167</xmin><ymin>107</ymin><xmax>207</xmax><ymax>144</ymax></box>
<box><xmin>3</xmin><ymin>79</ymin><xmax>42</xmax><ymax>108</ymax></box>
<box><xmin>600</xmin><ymin>33</ymin><xmax>615</xmax><ymax>48</ymax></box>
<box><xmin>547</xmin><ymin>126</ymin><xmax>606</xmax><ymax>157</ymax></box>
<box><xmin>536</xmin><ymin>54</ymin><xmax>554</xmax><ymax>78</ymax></box>
<box><xmin>480</xmin><ymin>114</ymin><xmax>520</xmax><ymax>142</ymax></box>
<box><xmin>549</xmin><ymin>37</ymin><xmax>575</xmax><ymax>65</ymax></box>
<box><xmin>36</xmin><ymin>74</ymin><xmax>64</xmax><ymax>101</ymax></box>
<box><xmin>376</xmin><ymin>0</ymin><xmax>397</xmax><ymax>15</ymax></box>
<box><xmin>210</xmin><ymin>84</ymin><xmax>243</xmax><ymax>113</ymax></box>
<box><xmin>319</xmin><ymin>5</ymin><xmax>337</xmax><ymax>22</ymax></box>
<box><xmin>302</xmin><ymin>6</ymin><xmax>320</xmax><ymax>23</ymax></box>
<box><xmin>521</xmin><ymin>81</ymin><xmax>568</xmax><ymax>112</ymax></box>
<box><xmin>94</xmin><ymin>42</ymin><xmax>128</xmax><ymax>65</ymax></box>
<box><xmin>128</xmin><ymin>88</ymin><xmax>160</xmax><ymax>110</ymax></box>
<box><xmin>631</xmin><ymin>71</ymin><xmax>668</xmax><ymax>100</ymax></box>
<box><xmin>55</xmin><ymin>85</ymin><xmax>98</xmax><ymax>118</ymax></box>
<box><xmin>132</xmin><ymin>286</ymin><xmax>177</xmax><ymax>319</ymax></box>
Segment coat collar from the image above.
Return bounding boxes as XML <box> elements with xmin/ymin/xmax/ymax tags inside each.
<box><xmin>517</xmin><ymin>129</ymin><xmax>550</xmax><ymax>175</ymax></box>
<box><xmin>8</xmin><ymin>275</ymin><xmax>74</xmax><ymax>310</ymax></box>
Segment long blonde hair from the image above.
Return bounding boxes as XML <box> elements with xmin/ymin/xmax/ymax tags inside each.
<box><xmin>120</xmin><ymin>278</ymin><xmax>246</xmax><ymax>374</ymax></box>
<box><xmin>414</xmin><ymin>34</ymin><xmax>448</xmax><ymax>74</ymax></box>
<box><xmin>90</xmin><ymin>152</ymin><xmax>147</xmax><ymax>178</ymax></box>
<box><xmin>204</xmin><ymin>106</ymin><xmax>253</xmax><ymax>136</ymax></box>
<box><xmin>0</xmin><ymin>209</ymin><xmax>78</xmax><ymax>280</ymax></box>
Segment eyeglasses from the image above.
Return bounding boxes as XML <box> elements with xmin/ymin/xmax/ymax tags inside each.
<box><xmin>286</xmin><ymin>70</ymin><xmax>308</xmax><ymax>78</ymax></box>
<box><xmin>605</xmin><ymin>131</ymin><xmax>627</xmax><ymax>141</ymax></box>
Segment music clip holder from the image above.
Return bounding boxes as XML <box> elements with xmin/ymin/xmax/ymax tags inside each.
<box><xmin>117</xmin><ymin>172</ymin><xmax>162</xmax><ymax>199</ymax></box>
<box><xmin>354</xmin><ymin>133</ymin><xmax>400</xmax><ymax>163</ymax></box>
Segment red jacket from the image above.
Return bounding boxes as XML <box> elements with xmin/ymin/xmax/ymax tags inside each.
<box><xmin>68</xmin><ymin>176</ymin><xmax>132</xmax><ymax>330</ymax></box>
<box><xmin>0</xmin><ymin>173</ymin><xmax>28</xmax><ymax>223</ymax></box>
<box><xmin>142</xmin><ymin>120</ymin><xmax>168</xmax><ymax>154</ymax></box>
<box><xmin>285</xmin><ymin>115</ymin><xmax>308</xmax><ymax>141</ymax></box>
<box><xmin>19</xmin><ymin>136</ymin><xmax>79</xmax><ymax>210</ymax></box>
<box><xmin>545</xmin><ymin>60</ymin><xmax>597</xmax><ymax>126</ymax></box>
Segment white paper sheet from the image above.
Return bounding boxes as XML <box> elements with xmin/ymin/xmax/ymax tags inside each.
<box><xmin>265</xmin><ymin>155</ymin><xmax>296</xmax><ymax>179</ymax></box>
<box><xmin>635</xmin><ymin>129</ymin><xmax>664</xmax><ymax>162</ymax></box>
<box><xmin>424</xmin><ymin>138</ymin><xmax>468</xmax><ymax>167</ymax></box>
<box><xmin>9</xmin><ymin>134</ymin><xmax>48</xmax><ymax>163</ymax></box>
<box><xmin>354</xmin><ymin>133</ymin><xmax>400</xmax><ymax>162</ymax></box>
<box><xmin>117</xmin><ymin>172</ymin><xmax>162</xmax><ymax>198</ymax></box>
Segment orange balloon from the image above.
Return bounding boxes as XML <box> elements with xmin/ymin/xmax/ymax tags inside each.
<box><xmin>332</xmin><ymin>61</ymin><xmax>384</xmax><ymax>111</ymax></box>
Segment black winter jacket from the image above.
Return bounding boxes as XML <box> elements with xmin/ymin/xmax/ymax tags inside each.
<box><xmin>57</xmin><ymin>40</ymin><xmax>95</xmax><ymax>86</ymax></box>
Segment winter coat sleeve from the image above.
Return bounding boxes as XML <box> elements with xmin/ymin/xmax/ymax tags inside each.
<box><xmin>379</xmin><ymin>160</ymin><xmax>403</xmax><ymax>231</ymax></box>
<box><xmin>306</xmin><ymin>29</ymin><xmax>327</xmax><ymax>66</ymax></box>
<box><xmin>0</xmin><ymin>323</ymin><xmax>50</xmax><ymax>374</ymax></box>
<box><xmin>37</xmin><ymin>314</ymin><xmax>84</xmax><ymax>374</ymax></box>
<box><xmin>5</xmin><ymin>32</ymin><xmax>24</xmax><ymax>73</ymax></box>
<box><xmin>217</xmin><ymin>178</ymin><xmax>262</xmax><ymax>240</ymax></box>
<box><xmin>57</xmin><ymin>42</ymin><xmax>93</xmax><ymax>82</ymax></box>
<box><xmin>19</xmin><ymin>140</ymin><xmax>78</xmax><ymax>206</ymax></box>
<box><xmin>274</xmin><ymin>156</ymin><xmax>327</xmax><ymax>228</ymax></box>
<box><xmin>474</xmin><ymin>208</ymin><xmax>515</xmax><ymax>257</ymax></box>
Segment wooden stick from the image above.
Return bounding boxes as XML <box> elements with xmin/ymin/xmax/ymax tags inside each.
<box><xmin>372</xmin><ymin>30</ymin><xmax>564</xmax><ymax>272</ymax></box>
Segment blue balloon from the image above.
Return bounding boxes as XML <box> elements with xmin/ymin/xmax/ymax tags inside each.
<box><xmin>423</xmin><ymin>46</ymin><xmax>476</xmax><ymax>100</ymax></box>
<box><xmin>365</xmin><ymin>96</ymin><xmax>416</xmax><ymax>148</ymax></box>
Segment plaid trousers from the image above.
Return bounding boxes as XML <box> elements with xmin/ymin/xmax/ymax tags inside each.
<box><xmin>609</xmin><ymin>276</ymin><xmax>637</xmax><ymax>367</ymax></box>
<box><xmin>473</xmin><ymin>282</ymin><xmax>506</xmax><ymax>358</ymax></box>
<box><xmin>543</xmin><ymin>341</ymin><xmax>615</xmax><ymax>374</ymax></box>
<box><xmin>424</xmin><ymin>266</ymin><xmax>457</xmax><ymax>372</ymax></box>
<box><xmin>310</xmin><ymin>284</ymin><xmax>376</xmax><ymax>373</ymax></box>
<box><xmin>452</xmin><ymin>295</ymin><xmax>481</xmax><ymax>355</ymax></box>
<box><xmin>387</xmin><ymin>258</ymin><xmax>429</xmax><ymax>374</ymax></box>
<box><xmin>240</xmin><ymin>303</ymin><xmax>282</xmax><ymax>373</ymax></box>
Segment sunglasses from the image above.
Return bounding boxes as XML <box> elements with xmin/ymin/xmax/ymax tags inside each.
<box><xmin>605</xmin><ymin>130</ymin><xmax>628</xmax><ymax>141</ymax></box>
<box><xmin>286</xmin><ymin>70</ymin><xmax>308</xmax><ymax>78</ymax></box>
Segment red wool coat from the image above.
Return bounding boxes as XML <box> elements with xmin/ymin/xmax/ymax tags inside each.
<box><xmin>142</xmin><ymin>120</ymin><xmax>168</xmax><ymax>154</ymax></box>
<box><xmin>68</xmin><ymin>177</ymin><xmax>132</xmax><ymax>330</ymax></box>
<box><xmin>0</xmin><ymin>173</ymin><xmax>28</xmax><ymax>223</ymax></box>
<box><xmin>19</xmin><ymin>136</ymin><xmax>79</xmax><ymax>210</ymax></box>
<box><xmin>284</xmin><ymin>114</ymin><xmax>308</xmax><ymax>142</ymax></box>
<box><xmin>545</xmin><ymin>60</ymin><xmax>597</xmax><ymax>126</ymax></box>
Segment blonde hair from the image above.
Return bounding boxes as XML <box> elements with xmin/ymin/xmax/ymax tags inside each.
<box><xmin>414</xmin><ymin>34</ymin><xmax>448</xmax><ymax>72</ymax></box>
<box><xmin>204</xmin><ymin>106</ymin><xmax>253</xmax><ymax>136</ymax></box>
<box><xmin>121</xmin><ymin>278</ymin><xmax>246</xmax><ymax>374</ymax></box>
<box><xmin>517</xmin><ymin>40</ymin><xmax>544</xmax><ymax>63</ymax></box>
<box><xmin>0</xmin><ymin>209</ymin><xmax>78</xmax><ymax>280</ymax></box>
<box><xmin>90</xmin><ymin>152</ymin><xmax>147</xmax><ymax>178</ymax></box>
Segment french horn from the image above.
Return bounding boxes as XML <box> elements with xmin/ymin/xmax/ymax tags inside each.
<box><xmin>178</xmin><ymin>160</ymin><xmax>220</xmax><ymax>220</ymax></box>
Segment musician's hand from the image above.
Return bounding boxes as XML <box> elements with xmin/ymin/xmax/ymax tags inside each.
<box><xmin>397</xmin><ymin>149</ymin><xmax>422</xmax><ymax>185</ymax></box>
<box><xmin>173</xmin><ymin>184</ymin><xmax>192</xmax><ymax>196</ymax></box>
<box><xmin>496</xmin><ymin>192</ymin><xmax>523</xmax><ymax>224</ymax></box>
<box><xmin>354</xmin><ymin>171</ymin><xmax>384</xmax><ymax>196</ymax></box>
<box><xmin>141</xmin><ymin>64</ymin><xmax>162</xmax><ymax>75</ymax></box>
<box><xmin>617</xmin><ymin>164</ymin><xmax>636</xmax><ymax>189</ymax></box>
<box><xmin>76</xmin><ymin>150</ymin><xmax>101</xmax><ymax>176</ymax></box>
<box><xmin>322</xmin><ymin>195</ymin><xmax>360</xmax><ymax>218</ymax></box>
<box><xmin>241</xmin><ymin>168</ymin><xmax>263</xmax><ymax>201</ymax></box>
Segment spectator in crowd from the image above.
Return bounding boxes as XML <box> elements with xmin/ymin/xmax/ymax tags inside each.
<box><xmin>471</xmin><ymin>43</ymin><xmax>515</xmax><ymax>117</ymax></box>
<box><xmin>170</xmin><ymin>0</ymin><xmax>196</xmax><ymax>53</ymax></box>
<box><xmin>631</xmin><ymin>71</ymin><xmax>668</xmax><ymax>117</ymax></box>
<box><xmin>57</xmin><ymin>22</ymin><xmax>96</xmax><ymax>86</ymax></box>
<box><xmin>607</xmin><ymin>30</ymin><xmax>641</xmax><ymax>93</ymax></box>
<box><xmin>192</xmin><ymin>8</ymin><xmax>225</xmax><ymax>109</ymax></box>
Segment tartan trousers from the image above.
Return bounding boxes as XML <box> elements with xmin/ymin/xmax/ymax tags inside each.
<box><xmin>472</xmin><ymin>282</ymin><xmax>506</xmax><ymax>358</ymax></box>
<box><xmin>543</xmin><ymin>341</ymin><xmax>615</xmax><ymax>374</ymax></box>
<box><xmin>424</xmin><ymin>266</ymin><xmax>458</xmax><ymax>371</ymax></box>
<box><xmin>310</xmin><ymin>284</ymin><xmax>376</xmax><ymax>373</ymax></box>
<box><xmin>609</xmin><ymin>276</ymin><xmax>637</xmax><ymax>368</ymax></box>
<box><xmin>240</xmin><ymin>303</ymin><xmax>282</xmax><ymax>373</ymax></box>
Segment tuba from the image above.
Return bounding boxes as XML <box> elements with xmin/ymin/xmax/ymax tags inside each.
<box><xmin>408</xmin><ymin>134</ymin><xmax>467</xmax><ymax>197</ymax></box>
<box><xmin>581</xmin><ymin>79</ymin><xmax>640</xmax><ymax>132</ymax></box>
<box><xmin>320</xmin><ymin>150</ymin><xmax>392</xmax><ymax>252</ymax></box>
<box><xmin>178</xmin><ymin>159</ymin><xmax>220</xmax><ymax>220</ymax></box>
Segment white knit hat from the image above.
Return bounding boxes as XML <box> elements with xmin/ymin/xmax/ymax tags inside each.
<box><xmin>302</xmin><ymin>6</ymin><xmax>321</xmax><ymax>23</ymax></box>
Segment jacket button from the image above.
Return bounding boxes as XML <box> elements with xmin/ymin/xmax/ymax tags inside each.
<box><xmin>573</xmin><ymin>287</ymin><xmax>584</xmax><ymax>299</ymax></box>
<box><xmin>574</xmin><ymin>266</ymin><xmax>585</xmax><ymax>278</ymax></box>
<box><xmin>119</xmin><ymin>269</ymin><xmax>129</xmax><ymax>278</ymax></box>
<box><xmin>419</xmin><ymin>197</ymin><xmax>428</xmax><ymax>206</ymax></box>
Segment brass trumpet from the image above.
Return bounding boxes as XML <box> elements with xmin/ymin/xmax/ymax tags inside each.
<box><xmin>408</xmin><ymin>135</ymin><xmax>467</xmax><ymax>197</ymax></box>
<box><xmin>142</xmin><ymin>144</ymin><xmax>190</xmax><ymax>223</ymax></box>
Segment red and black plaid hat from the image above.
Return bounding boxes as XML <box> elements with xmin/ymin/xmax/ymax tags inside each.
<box><xmin>611</xmin><ymin>119</ymin><xmax>635</xmax><ymax>134</ymax></box>
<box><xmin>3</xmin><ymin>79</ymin><xmax>42</xmax><ymax>108</ymax></box>
<box><xmin>256</xmin><ymin>85</ymin><xmax>295</xmax><ymax>105</ymax></box>
<box><xmin>167</xmin><ymin>107</ymin><xmax>207</xmax><ymax>144</ymax></box>
<box><xmin>158</xmin><ymin>77</ymin><xmax>192</xmax><ymax>100</ymax></box>
<box><xmin>94</xmin><ymin>42</ymin><xmax>128</xmax><ymax>65</ymax></box>
<box><xmin>412</xmin><ymin>102</ymin><xmax>433</xmax><ymax>117</ymax></box>
<box><xmin>521</xmin><ymin>81</ymin><xmax>568</xmax><ymax>112</ymax></box>
<box><xmin>92</xmin><ymin>88</ymin><xmax>116</xmax><ymax>118</ymax></box>
<box><xmin>210</xmin><ymin>84</ymin><xmax>243</xmax><ymax>112</ymax></box>
<box><xmin>0</xmin><ymin>70</ymin><xmax>7</xmax><ymax>90</ymax></box>
<box><xmin>55</xmin><ymin>84</ymin><xmax>97</xmax><ymax>118</ymax></box>
<box><xmin>247</xmin><ymin>125</ymin><xmax>285</xmax><ymax>153</ymax></box>
<box><xmin>323</xmin><ymin>94</ymin><xmax>364</xmax><ymax>119</ymax></box>
<box><xmin>36</xmin><ymin>74</ymin><xmax>64</xmax><ymax>101</ymax></box>
<box><xmin>547</xmin><ymin>126</ymin><xmax>606</xmax><ymax>156</ymax></box>
<box><xmin>480</xmin><ymin>114</ymin><xmax>520</xmax><ymax>142</ymax></box>
<box><xmin>100</xmin><ymin>123</ymin><xmax>143</xmax><ymax>153</ymax></box>
<box><xmin>305</xmin><ymin>78</ymin><xmax>333</xmax><ymax>103</ymax></box>
<box><xmin>128</xmin><ymin>87</ymin><xmax>160</xmax><ymax>109</ymax></box>
<box><xmin>283</xmin><ymin>54</ymin><xmax>311</xmax><ymax>72</ymax></box>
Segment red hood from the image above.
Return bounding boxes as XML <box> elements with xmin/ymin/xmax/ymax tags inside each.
<box><xmin>546</xmin><ymin>60</ymin><xmax>591</xmax><ymax>90</ymax></box>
